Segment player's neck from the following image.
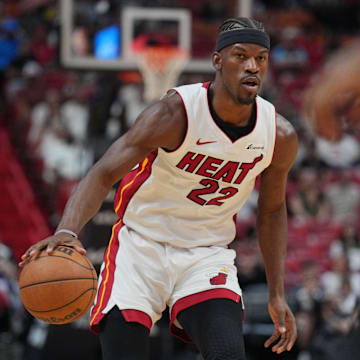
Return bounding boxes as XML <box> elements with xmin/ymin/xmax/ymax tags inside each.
<box><xmin>210</xmin><ymin>82</ymin><xmax>255</xmax><ymax>127</ymax></box>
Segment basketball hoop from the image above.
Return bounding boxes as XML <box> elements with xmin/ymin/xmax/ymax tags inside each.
<box><xmin>135</xmin><ymin>46</ymin><xmax>189</xmax><ymax>103</ymax></box>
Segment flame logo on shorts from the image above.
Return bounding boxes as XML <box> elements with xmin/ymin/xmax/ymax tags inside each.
<box><xmin>210</xmin><ymin>272</ymin><xmax>228</xmax><ymax>285</ymax></box>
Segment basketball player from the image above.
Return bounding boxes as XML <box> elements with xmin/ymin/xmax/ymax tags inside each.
<box><xmin>305</xmin><ymin>48</ymin><xmax>360</xmax><ymax>141</ymax></box>
<box><xmin>20</xmin><ymin>18</ymin><xmax>298</xmax><ymax>359</ymax></box>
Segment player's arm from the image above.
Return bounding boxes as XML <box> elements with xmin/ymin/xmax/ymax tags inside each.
<box><xmin>305</xmin><ymin>49</ymin><xmax>360</xmax><ymax>140</ymax></box>
<box><xmin>19</xmin><ymin>91</ymin><xmax>186</xmax><ymax>266</ymax></box>
<box><xmin>256</xmin><ymin>113</ymin><xmax>298</xmax><ymax>353</ymax></box>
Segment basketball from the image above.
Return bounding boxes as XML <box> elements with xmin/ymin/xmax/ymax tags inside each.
<box><xmin>18</xmin><ymin>246</ymin><xmax>98</xmax><ymax>324</ymax></box>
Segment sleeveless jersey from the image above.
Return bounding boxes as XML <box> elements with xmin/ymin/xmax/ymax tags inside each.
<box><xmin>113</xmin><ymin>82</ymin><xmax>276</xmax><ymax>248</ymax></box>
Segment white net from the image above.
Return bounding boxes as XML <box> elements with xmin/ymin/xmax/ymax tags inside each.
<box><xmin>136</xmin><ymin>47</ymin><xmax>189</xmax><ymax>103</ymax></box>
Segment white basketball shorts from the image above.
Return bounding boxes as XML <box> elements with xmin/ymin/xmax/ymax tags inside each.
<box><xmin>90</xmin><ymin>220</ymin><xmax>243</xmax><ymax>342</ymax></box>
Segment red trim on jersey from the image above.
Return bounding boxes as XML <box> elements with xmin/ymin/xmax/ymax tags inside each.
<box><xmin>90</xmin><ymin>219</ymin><xmax>123</xmax><ymax>334</ymax></box>
<box><xmin>202</xmin><ymin>81</ymin><xmax>211</xmax><ymax>89</ymax></box>
<box><xmin>170</xmin><ymin>289</ymin><xmax>241</xmax><ymax>343</ymax></box>
<box><xmin>270</xmin><ymin>112</ymin><xmax>278</xmax><ymax>164</ymax></box>
<box><xmin>162</xmin><ymin>89</ymin><xmax>189</xmax><ymax>153</ymax></box>
<box><xmin>205</xmin><ymin>82</ymin><xmax>259</xmax><ymax>144</ymax></box>
<box><xmin>233</xmin><ymin>213</ymin><xmax>238</xmax><ymax>239</ymax></box>
<box><xmin>233</xmin><ymin>213</ymin><xmax>237</xmax><ymax>225</ymax></box>
<box><xmin>90</xmin><ymin>151</ymin><xmax>158</xmax><ymax>334</ymax></box>
<box><xmin>114</xmin><ymin>150</ymin><xmax>158</xmax><ymax>216</ymax></box>
<box><xmin>121</xmin><ymin>309</ymin><xmax>152</xmax><ymax>331</ymax></box>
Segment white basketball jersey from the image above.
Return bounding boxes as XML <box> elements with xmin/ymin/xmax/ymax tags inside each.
<box><xmin>113</xmin><ymin>82</ymin><xmax>276</xmax><ymax>248</ymax></box>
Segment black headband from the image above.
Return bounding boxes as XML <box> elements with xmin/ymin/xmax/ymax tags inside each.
<box><xmin>215</xmin><ymin>28</ymin><xmax>270</xmax><ymax>52</ymax></box>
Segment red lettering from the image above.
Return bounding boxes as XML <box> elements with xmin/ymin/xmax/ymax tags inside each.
<box><xmin>234</xmin><ymin>154</ymin><xmax>264</xmax><ymax>184</ymax></box>
<box><xmin>207</xmin><ymin>186</ymin><xmax>239</xmax><ymax>206</ymax></box>
<box><xmin>176</xmin><ymin>152</ymin><xmax>205</xmax><ymax>173</ymax></box>
<box><xmin>196</xmin><ymin>157</ymin><xmax>223</xmax><ymax>178</ymax></box>
<box><xmin>187</xmin><ymin>179</ymin><xmax>219</xmax><ymax>205</ymax></box>
<box><xmin>212</xmin><ymin>161</ymin><xmax>239</xmax><ymax>183</ymax></box>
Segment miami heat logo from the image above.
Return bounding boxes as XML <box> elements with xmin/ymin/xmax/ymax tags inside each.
<box><xmin>210</xmin><ymin>272</ymin><xmax>228</xmax><ymax>285</ymax></box>
<box><xmin>207</xmin><ymin>268</ymin><xmax>229</xmax><ymax>285</ymax></box>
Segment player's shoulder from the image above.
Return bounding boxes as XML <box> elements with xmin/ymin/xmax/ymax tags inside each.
<box><xmin>255</xmin><ymin>96</ymin><xmax>295</xmax><ymax>138</ymax></box>
<box><xmin>270</xmin><ymin>112</ymin><xmax>298</xmax><ymax>170</ymax></box>
<box><xmin>172</xmin><ymin>82</ymin><xmax>205</xmax><ymax>93</ymax></box>
<box><xmin>276</xmin><ymin>113</ymin><xmax>297</xmax><ymax>141</ymax></box>
<box><xmin>132</xmin><ymin>88</ymin><xmax>186</xmax><ymax>130</ymax></box>
<box><xmin>160</xmin><ymin>82</ymin><xmax>204</xmax><ymax>116</ymax></box>
<box><xmin>167</xmin><ymin>82</ymin><xmax>206</xmax><ymax>101</ymax></box>
<box><xmin>158</xmin><ymin>89</ymin><xmax>185</xmax><ymax>119</ymax></box>
<box><xmin>125</xmin><ymin>88</ymin><xmax>188</xmax><ymax>151</ymax></box>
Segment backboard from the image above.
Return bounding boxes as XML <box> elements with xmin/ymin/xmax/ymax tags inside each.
<box><xmin>60</xmin><ymin>0</ymin><xmax>252</xmax><ymax>73</ymax></box>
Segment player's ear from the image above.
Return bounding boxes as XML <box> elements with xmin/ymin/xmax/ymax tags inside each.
<box><xmin>212</xmin><ymin>52</ymin><xmax>222</xmax><ymax>71</ymax></box>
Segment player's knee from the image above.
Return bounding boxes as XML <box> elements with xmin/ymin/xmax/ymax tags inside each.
<box><xmin>200</xmin><ymin>328</ymin><xmax>246</xmax><ymax>360</ymax></box>
<box><xmin>179</xmin><ymin>299</ymin><xmax>246</xmax><ymax>360</ymax></box>
<box><xmin>202</xmin><ymin>339</ymin><xmax>246</xmax><ymax>360</ymax></box>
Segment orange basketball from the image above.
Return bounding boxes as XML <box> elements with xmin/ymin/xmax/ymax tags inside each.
<box><xmin>18</xmin><ymin>246</ymin><xmax>97</xmax><ymax>324</ymax></box>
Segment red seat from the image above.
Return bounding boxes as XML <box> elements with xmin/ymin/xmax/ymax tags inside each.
<box><xmin>0</xmin><ymin>126</ymin><xmax>51</xmax><ymax>262</ymax></box>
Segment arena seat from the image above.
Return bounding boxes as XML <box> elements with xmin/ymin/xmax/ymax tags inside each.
<box><xmin>0</xmin><ymin>125</ymin><xmax>51</xmax><ymax>262</ymax></box>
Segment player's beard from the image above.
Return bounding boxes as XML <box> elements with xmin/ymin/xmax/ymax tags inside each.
<box><xmin>223</xmin><ymin>80</ymin><xmax>258</xmax><ymax>105</ymax></box>
<box><xmin>234</xmin><ymin>83</ymin><xmax>259</xmax><ymax>105</ymax></box>
<box><xmin>235</xmin><ymin>93</ymin><xmax>257</xmax><ymax>105</ymax></box>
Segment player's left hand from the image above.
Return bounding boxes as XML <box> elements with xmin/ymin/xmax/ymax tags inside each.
<box><xmin>304</xmin><ymin>83</ymin><xmax>356</xmax><ymax>142</ymax></box>
<box><xmin>264</xmin><ymin>296</ymin><xmax>297</xmax><ymax>354</ymax></box>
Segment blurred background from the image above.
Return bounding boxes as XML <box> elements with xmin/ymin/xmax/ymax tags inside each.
<box><xmin>0</xmin><ymin>0</ymin><xmax>360</xmax><ymax>359</ymax></box>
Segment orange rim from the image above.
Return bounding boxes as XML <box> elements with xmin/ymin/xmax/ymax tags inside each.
<box><xmin>136</xmin><ymin>46</ymin><xmax>189</xmax><ymax>72</ymax></box>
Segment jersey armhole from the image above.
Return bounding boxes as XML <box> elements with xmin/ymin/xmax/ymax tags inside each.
<box><xmin>269</xmin><ymin>109</ymin><xmax>278</xmax><ymax>165</ymax></box>
<box><xmin>161</xmin><ymin>89</ymin><xmax>189</xmax><ymax>154</ymax></box>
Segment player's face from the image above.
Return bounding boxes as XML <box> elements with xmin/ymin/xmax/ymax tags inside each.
<box><xmin>219</xmin><ymin>43</ymin><xmax>269</xmax><ymax>105</ymax></box>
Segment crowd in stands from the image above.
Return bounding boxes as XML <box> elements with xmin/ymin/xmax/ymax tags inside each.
<box><xmin>1</xmin><ymin>0</ymin><xmax>360</xmax><ymax>359</ymax></box>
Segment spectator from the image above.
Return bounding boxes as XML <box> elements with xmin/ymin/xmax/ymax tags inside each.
<box><xmin>0</xmin><ymin>18</ymin><xmax>20</xmax><ymax>70</ymax></box>
<box><xmin>0</xmin><ymin>243</ymin><xmax>24</xmax><ymax>360</ymax></box>
<box><xmin>29</xmin><ymin>88</ymin><xmax>92</xmax><ymax>183</ymax></box>
<box><xmin>234</xmin><ymin>227</ymin><xmax>267</xmax><ymax>291</ymax></box>
<box><xmin>200</xmin><ymin>0</ymin><xmax>227</xmax><ymax>22</ymax></box>
<box><xmin>298</xmin><ymin>137</ymin><xmax>326</xmax><ymax>169</ymax></box>
<box><xmin>271</xmin><ymin>26</ymin><xmax>309</xmax><ymax>74</ymax></box>
<box><xmin>315</xmin><ymin>135</ymin><xmax>360</xmax><ymax>168</ymax></box>
<box><xmin>39</xmin><ymin>117</ymin><xmax>92</xmax><ymax>183</ymax></box>
<box><xmin>293</xmin><ymin>262</ymin><xmax>325</xmax><ymax>358</ymax></box>
<box><xmin>28</xmin><ymin>88</ymin><xmax>63</xmax><ymax>150</ymax></box>
<box><xmin>329</xmin><ymin>223</ymin><xmax>360</xmax><ymax>273</ymax></box>
<box><xmin>61</xmin><ymin>80</ymin><xmax>90</xmax><ymax>144</ymax></box>
<box><xmin>321</xmin><ymin>255</ymin><xmax>360</xmax><ymax>297</ymax></box>
<box><xmin>325</xmin><ymin>170</ymin><xmax>360</xmax><ymax>223</ymax></box>
<box><xmin>4</xmin><ymin>61</ymin><xmax>42</xmax><ymax>102</ymax></box>
<box><xmin>119</xmin><ymin>83</ymin><xmax>147</xmax><ymax>128</ymax></box>
<box><xmin>236</xmin><ymin>189</ymin><xmax>258</xmax><ymax>223</ymax></box>
<box><xmin>29</xmin><ymin>24</ymin><xmax>56</xmax><ymax>66</ymax></box>
<box><xmin>312</xmin><ymin>276</ymin><xmax>359</xmax><ymax>360</ymax></box>
<box><xmin>289</xmin><ymin>167</ymin><xmax>331</xmax><ymax>222</ymax></box>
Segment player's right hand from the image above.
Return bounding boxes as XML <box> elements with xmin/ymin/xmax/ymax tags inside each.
<box><xmin>18</xmin><ymin>233</ymin><xmax>86</xmax><ymax>267</ymax></box>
